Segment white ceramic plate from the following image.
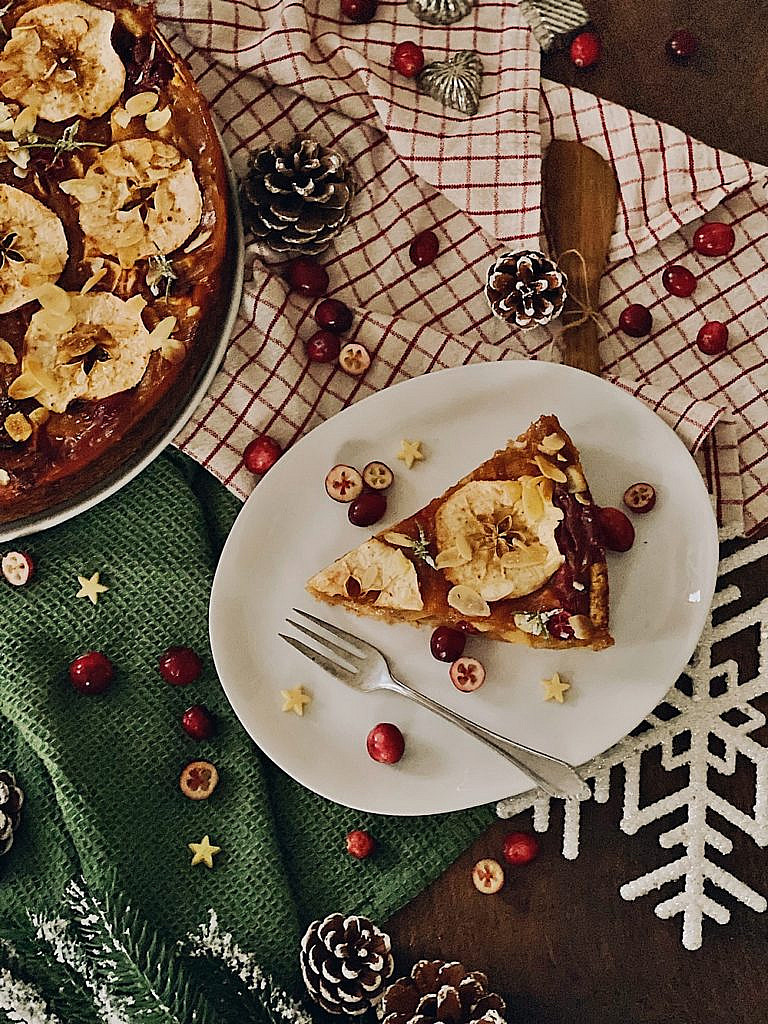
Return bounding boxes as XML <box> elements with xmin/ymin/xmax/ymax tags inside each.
<box><xmin>210</xmin><ymin>361</ymin><xmax>718</xmax><ymax>815</ymax></box>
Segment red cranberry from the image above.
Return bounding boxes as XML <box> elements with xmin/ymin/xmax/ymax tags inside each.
<box><xmin>596</xmin><ymin>507</ymin><xmax>636</xmax><ymax>552</ymax></box>
<box><xmin>502</xmin><ymin>831</ymin><xmax>540</xmax><ymax>866</ymax></box>
<box><xmin>666</xmin><ymin>29</ymin><xmax>699</xmax><ymax>63</ymax></box>
<box><xmin>158</xmin><ymin>646</ymin><xmax>202</xmax><ymax>686</ymax></box>
<box><xmin>618</xmin><ymin>303</ymin><xmax>653</xmax><ymax>338</ymax></box>
<box><xmin>392</xmin><ymin>41</ymin><xmax>425</xmax><ymax>78</ymax></box>
<box><xmin>546</xmin><ymin>610</ymin><xmax>574</xmax><ymax>641</ymax></box>
<box><xmin>366</xmin><ymin>722</ymin><xmax>405</xmax><ymax>764</ymax></box>
<box><xmin>346</xmin><ymin>828</ymin><xmax>375</xmax><ymax>859</ymax></box>
<box><xmin>182</xmin><ymin>704</ymin><xmax>216</xmax><ymax>741</ymax></box>
<box><xmin>569</xmin><ymin>30</ymin><xmax>602</xmax><ymax>70</ymax></box>
<box><xmin>409</xmin><ymin>229</ymin><xmax>439</xmax><ymax>268</ymax></box>
<box><xmin>69</xmin><ymin>651</ymin><xmax>114</xmax><ymax>695</ymax></box>
<box><xmin>243</xmin><ymin>435</ymin><xmax>282</xmax><ymax>474</ymax></box>
<box><xmin>693</xmin><ymin>222</ymin><xmax>735</xmax><ymax>258</ymax></box>
<box><xmin>341</xmin><ymin>0</ymin><xmax>377</xmax><ymax>23</ymax></box>
<box><xmin>306</xmin><ymin>330</ymin><xmax>341</xmax><ymax>363</ymax></box>
<box><xmin>314</xmin><ymin>298</ymin><xmax>353</xmax><ymax>334</ymax></box>
<box><xmin>662</xmin><ymin>265</ymin><xmax>697</xmax><ymax>297</ymax></box>
<box><xmin>429</xmin><ymin>625</ymin><xmax>466</xmax><ymax>663</ymax></box>
<box><xmin>348</xmin><ymin>490</ymin><xmax>386</xmax><ymax>527</ymax></box>
<box><xmin>286</xmin><ymin>257</ymin><xmax>329</xmax><ymax>297</ymax></box>
<box><xmin>696</xmin><ymin>321</ymin><xmax>729</xmax><ymax>356</ymax></box>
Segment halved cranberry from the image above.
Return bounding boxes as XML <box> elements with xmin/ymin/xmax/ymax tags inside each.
<box><xmin>596</xmin><ymin>507</ymin><xmax>635</xmax><ymax>552</ymax></box>
<box><xmin>325</xmin><ymin>464</ymin><xmax>364</xmax><ymax>503</ymax></box>
<box><xmin>450</xmin><ymin>657</ymin><xmax>486</xmax><ymax>692</ymax></box>
<box><xmin>693</xmin><ymin>222</ymin><xmax>735</xmax><ymax>258</ymax></box>
<box><xmin>314</xmin><ymin>298</ymin><xmax>353</xmax><ymax>334</ymax></box>
<box><xmin>286</xmin><ymin>257</ymin><xmax>329</xmax><ymax>297</ymax></box>
<box><xmin>662</xmin><ymin>265</ymin><xmax>696</xmax><ymax>297</ymax></box>
<box><xmin>338</xmin><ymin>342</ymin><xmax>371</xmax><ymax>376</ymax></box>
<box><xmin>362</xmin><ymin>461</ymin><xmax>394</xmax><ymax>491</ymax></box>
<box><xmin>430</xmin><ymin>625</ymin><xmax>466</xmax><ymax>663</ymax></box>
<box><xmin>618</xmin><ymin>303</ymin><xmax>653</xmax><ymax>337</ymax></box>
<box><xmin>366</xmin><ymin>722</ymin><xmax>405</xmax><ymax>764</ymax></box>
<box><xmin>546</xmin><ymin>610</ymin><xmax>574</xmax><ymax>641</ymax></box>
<box><xmin>623</xmin><ymin>481</ymin><xmax>657</xmax><ymax>513</ymax></box>
<box><xmin>306</xmin><ymin>330</ymin><xmax>341</xmax><ymax>363</ymax></box>
<box><xmin>348</xmin><ymin>489</ymin><xmax>386</xmax><ymax>526</ymax></box>
<box><xmin>2</xmin><ymin>551</ymin><xmax>34</xmax><ymax>586</ymax></box>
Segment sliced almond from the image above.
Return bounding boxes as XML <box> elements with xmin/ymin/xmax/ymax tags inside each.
<box><xmin>447</xmin><ymin>585</ymin><xmax>490</xmax><ymax>618</ymax></box>
<box><xmin>80</xmin><ymin>267</ymin><xmax>107</xmax><ymax>294</ymax></box>
<box><xmin>456</xmin><ymin>532</ymin><xmax>474</xmax><ymax>563</ymax></box>
<box><xmin>501</xmin><ymin>543</ymin><xmax>548</xmax><ymax>568</ymax></box>
<box><xmin>565</xmin><ymin>465</ymin><xmax>587</xmax><ymax>494</ymax></box>
<box><xmin>112</xmin><ymin>107</ymin><xmax>133</xmax><ymax>129</ymax></box>
<box><xmin>0</xmin><ymin>469</ymin><xmax>9</xmax><ymax>486</ymax></box>
<box><xmin>12</xmin><ymin>105</ymin><xmax>36</xmax><ymax>139</ymax></box>
<box><xmin>101</xmin><ymin>147</ymin><xmax>130</xmax><ymax>176</ymax></box>
<box><xmin>357</xmin><ymin>565</ymin><xmax>380</xmax><ymax>594</ymax></box>
<box><xmin>59</xmin><ymin>177</ymin><xmax>101</xmax><ymax>204</ymax></box>
<box><xmin>521</xmin><ymin>476</ymin><xmax>544</xmax><ymax>523</ymax></box>
<box><xmin>513</xmin><ymin>612</ymin><xmax>544</xmax><ymax>636</ymax></box>
<box><xmin>28</xmin><ymin>406</ymin><xmax>49</xmax><ymax>427</ymax></box>
<box><xmin>184</xmin><ymin>230</ymin><xmax>211</xmax><ymax>254</ymax></box>
<box><xmin>7</xmin><ymin>147</ymin><xmax>29</xmax><ymax>169</ymax></box>
<box><xmin>34</xmin><ymin>282</ymin><xmax>70</xmax><ymax>314</ymax></box>
<box><xmin>125</xmin><ymin>91</ymin><xmax>158</xmax><ymax>117</ymax></box>
<box><xmin>4</xmin><ymin>411</ymin><xmax>31</xmax><ymax>442</ymax></box>
<box><xmin>534</xmin><ymin>454</ymin><xmax>568</xmax><ymax>483</ymax></box>
<box><xmin>536</xmin><ymin>476</ymin><xmax>554</xmax><ymax>503</ymax></box>
<box><xmin>569</xmin><ymin>614</ymin><xmax>593</xmax><ymax>640</ymax></box>
<box><xmin>383</xmin><ymin>532</ymin><xmax>416</xmax><ymax>549</ymax></box>
<box><xmin>8</xmin><ymin>372</ymin><xmax>41</xmax><ymax>400</ymax></box>
<box><xmin>435</xmin><ymin>546</ymin><xmax>470</xmax><ymax>570</ymax></box>
<box><xmin>35</xmin><ymin>307</ymin><xmax>77</xmax><ymax>336</ymax></box>
<box><xmin>574</xmin><ymin>492</ymin><xmax>590</xmax><ymax>505</ymax></box>
<box><xmin>131</xmin><ymin>138</ymin><xmax>156</xmax><ymax>164</ymax></box>
<box><xmin>123</xmin><ymin>294</ymin><xmax>147</xmax><ymax>316</ymax></box>
<box><xmin>148</xmin><ymin>316</ymin><xmax>177</xmax><ymax>349</ymax></box>
<box><xmin>160</xmin><ymin>338</ymin><xmax>186</xmax><ymax>364</ymax></box>
<box><xmin>185</xmin><ymin>305</ymin><xmax>200</xmax><ymax>319</ymax></box>
<box><xmin>145</xmin><ymin>107</ymin><xmax>171</xmax><ymax>132</ymax></box>
<box><xmin>538</xmin><ymin>433</ymin><xmax>565</xmax><ymax>455</ymax></box>
<box><xmin>0</xmin><ymin>340</ymin><xmax>16</xmax><ymax>364</ymax></box>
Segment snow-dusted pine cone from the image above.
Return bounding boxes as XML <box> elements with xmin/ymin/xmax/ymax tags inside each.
<box><xmin>300</xmin><ymin>913</ymin><xmax>394</xmax><ymax>1015</ymax></box>
<box><xmin>0</xmin><ymin>770</ymin><xmax>24</xmax><ymax>857</ymax></box>
<box><xmin>485</xmin><ymin>249</ymin><xmax>567</xmax><ymax>330</ymax></box>
<box><xmin>240</xmin><ymin>135</ymin><xmax>355</xmax><ymax>257</ymax></box>
<box><xmin>379</xmin><ymin>960</ymin><xmax>507</xmax><ymax>1024</ymax></box>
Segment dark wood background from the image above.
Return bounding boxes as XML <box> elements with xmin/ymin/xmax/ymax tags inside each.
<box><xmin>388</xmin><ymin>5</ymin><xmax>768</xmax><ymax>1022</ymax></box>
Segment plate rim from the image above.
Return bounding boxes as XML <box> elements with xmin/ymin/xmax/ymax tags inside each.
<box><xmin>209</xmin><ymin>359</ymin><xmax>719</xmax><ymax>815</ymax></box>
<box><xmin>0</xmin><ymin>134</ymin><xmax>245</xmax><ymax>545</ymax></box>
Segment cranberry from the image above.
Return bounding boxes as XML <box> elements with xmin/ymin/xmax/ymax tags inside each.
<box><xmin>366</xmin><ymin>722</ymin><xmax>405</xmax><ymax>764</ymax></box>
<box><xmin>666</xmin><ymin>29</ymin><xmax>699</xmax><ymax>63</ymax></box>
<box><xmin>429</xmin><ymin>625</ymin><xmax>466</xmax><ymax>663</ymax></box>
<box><xmin>314</xmin><ymin>298</ymin><xmax>353</xmax><ymax>334</ymax></box>
<box><xmin>618</xmin><ymin>303</ymin><xmax>653</xmax><ymax>338</ymax></box>
<box><xmin>693</xmin><ymin>222</ymin><xmax>735</xmax><ymax>258</ymax></box>
<box><xmin>69</xmin><ymin>651</ymin><xmax>114</xmax><ymax>695</ymax></box>
<box><xmin>338</xmin><ymin>342</ymin><xmax>371</xmax><ymax>376</ymax></box>
<box><xmin>662</xmin><ymin>264</ymin><xmax>697</xmax><ymax>297</ymax></box>
<box><xmin>243</xmin><ymin>434</ymin><xmax>283</xmax><ymax>474</ymax></box>
<box><xmin>348</xmin><ymin>489</ymin><xmax>386</xmax><ymax>527</ymax></box>
<box><xmin>286</xmin><ymin>257</ymin><xmax>329</xmax><ymax>297</ymax></box>
<box><xmin>696</xmin><ymin>321</ymin><xmax>729</xmax><ymax>356</ymax></box>
<box><xmin>341</xmin><ymin>0</ymin><xmax>377</xmax><ymax>23</ymax></box>
<box><xmin>450</xmin><ymin>657</ymin><xmax>486</xmax><ymax>692</ymax></box>
<box><xmin>569</xmin><ymin>30</ymin><xmax>601</xmax><ymax>70</ymax></box>
<box><xmin>158</xmin><ymin>646</ymin><xmax>202</xmax><ymax>686</ymax></box>
<box><xmin>306</xmin><ymin>330</ymin><xmax>341</xmax><ymax>363</ymax></box>
<box><xmin>1</xmin><ymin>551</ymin><xmax>34</xmax><ymax>586</ymax></box>
<box><xmin>182</xmin><ymin>704</ymin><xmax>216</xmax><ymax>741</ymax></box>
<box><xmin>596</xmin><ymin>506</ymin><xmax>635</xmax><ymax>552</ymax></box>
<box><xmin>502</xmin><ymin>831</ymin><xmax>540</xmax><ymax>865</ymax></box>
<box><xmin>408</xmin><ymin>229</ymin><xmax>439</xmax><ymax>268</ymax></box>
<box><xmin>346</xmin><ymin>828</ymin><xmax>375</xmax><ymax>859</ymax></box>
<box><xmin>623</xmin><ymin>481</ymin><xmax>657</xmax><ymax>513</ymax></box>
<box><xmin>546</xmin><ymin>610</ymin><xmax>574</xmax><ymax>642</ymax></box>
<box><xmin>392</xmin><ymin>41</ymin><xmax>425</xmax><ymax>78</ymax></box>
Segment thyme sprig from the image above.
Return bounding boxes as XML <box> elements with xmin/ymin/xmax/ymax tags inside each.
<box><xmin>25</xmin><ymin>120</ymin><xmax>105</xmax><ymax>164</ymax></box>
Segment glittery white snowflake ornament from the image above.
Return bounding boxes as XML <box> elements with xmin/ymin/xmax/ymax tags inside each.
<box><xmin>497</xmin><ymin>530</ymin><xmax>768</xmax><ymax>950</ymax></box>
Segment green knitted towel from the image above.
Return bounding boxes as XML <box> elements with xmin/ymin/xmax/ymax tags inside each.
<box><xmin>0</xmin><ymin>452</ymin><xmax>493</xmax><ymax>987</ymax></box>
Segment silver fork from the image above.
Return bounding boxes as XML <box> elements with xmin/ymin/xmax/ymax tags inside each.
<box><xmin>280</xmin><ymin>608</ymin><xmax>590</xmax><ymax>801</ymax></box>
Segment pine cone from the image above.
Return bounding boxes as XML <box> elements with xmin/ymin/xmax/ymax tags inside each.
<box><xmin>240</xmin><ymin>135</ymin><xmax>355</xmax><ymax>257</ymax></box>
<box><xmin>300</xmin><ymin>913</ymin><xmax>394</xmax><ymax>1015</ymax></box>
<box><xmin>485</xmin><ymin>249</ymin><xmax>567</xmax><ymax>330</ymax></box>
<box><xmin>0</xmin><ymin>770</ymin><xmax>24</xmax><ymax>857</ymax></box>
<box><xmin>380</xmin><ymin>960</ymin><xmax>507</xmax><ymax>1024</ymax></box>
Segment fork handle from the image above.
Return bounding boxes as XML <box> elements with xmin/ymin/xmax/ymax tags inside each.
<box><xmin>385</xmin><ymin>678</ymin><xmax>590</xmax><ymax>801</ymax></box>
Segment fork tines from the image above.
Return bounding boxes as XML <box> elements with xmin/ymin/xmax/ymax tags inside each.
<box><xmin>279</xmin><ymin>609</ymin><xmax>365</xmax><ymax>684</ymax></box>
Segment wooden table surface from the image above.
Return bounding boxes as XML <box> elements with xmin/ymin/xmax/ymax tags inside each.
<box><xmin>387</xmin><ymin>5</ymin><xmax>768</xmax><ymax>1022</ymax></box>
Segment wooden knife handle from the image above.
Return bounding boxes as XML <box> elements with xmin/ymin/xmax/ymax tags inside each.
<box><xmin>560</xmin><ymin>311</ymin><xmax>602</xmax><ymax>375</ymax></box>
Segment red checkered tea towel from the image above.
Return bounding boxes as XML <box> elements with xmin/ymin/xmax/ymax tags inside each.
<box><xmin>157</xmin><ymin>0</ymin><xmax>768</xmax><ymax>535</ymax></box>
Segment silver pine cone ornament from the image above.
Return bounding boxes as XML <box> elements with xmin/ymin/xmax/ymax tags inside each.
<box><xmin>0</xmin><ymin>770</ymin><xmax>23</xmax><ymax>857</ymax></box>
<box><xmin>417</xmin><ymin>51</ymin><xmax>483</xmax><ymax>117</ymax></box>
<box><xmin>380</xmin><ymin>960</ymin><xmax>507</xmax><ymax>1024</ymax></box>
<box><xmin>407</xmin><ymin>0</ymin><xmax>474</xmax><ymax>25</ymax></box>
<box><xmin>300</xmin><ymin>913</ymin><xmax>394</xmax><ymax>1015</ymax></box>
<box><xmin>241</xmin><ymin>136</ymin><xmax>356</xmax><ymax>257</ymax></box>
<box><xmin>485</xmin><ymin>249</ymin><xmax>567</xmax><ymax>329</ymax></box>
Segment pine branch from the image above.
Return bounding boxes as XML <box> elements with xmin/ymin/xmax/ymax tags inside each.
<box><xmin>0</xmin><ymin>927</ymin><xmax>99</xmax><ymax>1024</ymax></box>
<box><xmin>65</xmin><ymin>878</ymin><xmax>219</xmax><ymax>1024</ymax></box>
<box><xmin>0</xmin><ymin>964</ymin><xmax>60</xmax><ymax>1024</ymax></box>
